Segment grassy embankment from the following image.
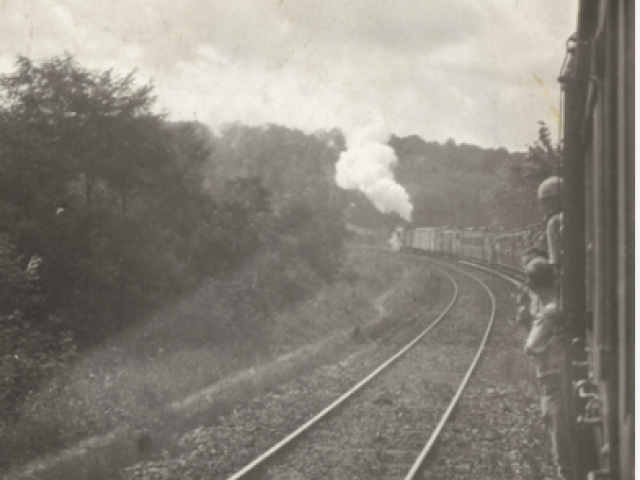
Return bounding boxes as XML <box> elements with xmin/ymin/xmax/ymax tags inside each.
<box><xmin>3</xmin><ymin>243</ymin><xmax>441</xmax><ymax>479</ymax></box>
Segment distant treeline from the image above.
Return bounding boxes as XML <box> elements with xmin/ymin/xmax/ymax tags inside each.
<box><xmin>0</xmin><ymin>55</ymin><xmax>349</xmax><ymax>417</ymax></box>
<box><xmin>391</xmin><ymin>135</ymin><xmax>544</xmax><ymax>229</ymax></box>
<box><xmin>346</xmin><ymin>134</ymin><xmax>554</xmax><ymax>231</ymax></box>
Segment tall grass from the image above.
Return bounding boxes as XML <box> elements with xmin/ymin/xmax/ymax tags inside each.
<box><xmin>2</xmin><ymin>246</ymin><xmax>428</xmax><ymax>477</ymax></box>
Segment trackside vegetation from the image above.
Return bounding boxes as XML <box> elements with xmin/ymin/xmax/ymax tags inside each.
<box><xmin>0</xmin><ymin>55</ymin><xmax>350</xmax><ymax>471</ymax></box>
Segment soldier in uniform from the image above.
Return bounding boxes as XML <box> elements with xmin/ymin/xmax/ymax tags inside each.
<box><xmin>523</xmin><ymin>257</ymin><xmax>572</xmax><ymax>480</ymax></box>
<box><xmin>537</xmin><ymin>176</ymin><xmax>563</xmax><ymax>272</ymax></box>
<box><xmin>515</xmin><ymin>247</ymin><xmax>548</xmax><ymax>331</ymax></box>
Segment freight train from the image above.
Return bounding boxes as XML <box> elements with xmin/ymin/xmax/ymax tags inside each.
<box><xmin>405</xmin><ymin>1</ymin><xmax>633</xmax><ymax>479</ymax></box>
<box><xmin>403</xmin><ymin>224</ymin><xmax>544</xmax><ymax>278</ymax></box>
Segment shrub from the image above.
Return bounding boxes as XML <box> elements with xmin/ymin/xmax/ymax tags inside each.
<box><xmin>0</xmin><ymin>236</ymin><xmax>75</xmax><ymax>422</ymax></box>
<box><xmin>0</xmin><ymin>312</ymin><xmax>75</xmax><ymax>419</ymax></box>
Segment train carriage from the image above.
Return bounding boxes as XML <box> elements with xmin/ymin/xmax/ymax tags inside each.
<box><xmin>441</xmin><ymin>228</ymin><xmax>456</xmax><ymax>255</ymax></box>
<box><xmin>413</xmin><ymin>229</ymin><xmax>423</xmax><ymax>250</ymax></box>
<box><xmin>412</xmin><ymin>229</ymin><xmax>422</xmax><ymax>250</ymax></box>
<box><xmin>493</xmin><ymin>230</ymin><xmax>520</xmax><ymax>271</ymax></box>
<box><xmin>426</xmin><ymin>228</ymin><xmax>437</xmax><ymax>251</ymax></box>
<box><xmin>420</xmin><ymin>228</ymin><xmax>436</xmax><ymax>251</ymax></box>
<box><xmin>434</xmin><ymin>228</ymin><xmax>444</xmax><ymax>253</ymax></box>
<box><xmin>458</xmin><ymin>228</ymin><xmax>487</xmax><ymax>261</ymax></box>
<box><xmin>404</xmin><ymin>229</ymin><xmax>413</xmax><ymax>249</ymax></box>
<box><xmin>561</xmin><ymin>2</ymin><xmax>634</xmax><ymax>479</ymax></box>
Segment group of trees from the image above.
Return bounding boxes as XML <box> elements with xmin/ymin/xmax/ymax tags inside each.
<box><xmin>0</xmin><ymin>55</ymin><xmax>349</xmax><ymax>418</ymax></box>
<box><xmin>206</xmin><ymin>123</ymin><xmax>348</xmax><ymax>281</ymax></box>
<box><xmin>386</xmin><ymin>135</ymin><xmax>515</xmax><ymax>228</ymax></box>
<box><xmin>0</xmin><ymin>56</ymin><xmax>225</xmax><ymax>341</ymax></box>
<box><xmin>372</xmin><ymin>126</ymin><xmax>561</xmax><ymax>231</ymax></box>
<box><xmin>486</xmin><ymin>122</ymin><xmax>562</xmax><ymax>227</ymax></box>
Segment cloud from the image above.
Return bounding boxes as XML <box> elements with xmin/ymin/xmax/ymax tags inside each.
<box><xmin>0</xmin><ymin>0</ymin><xmax>578</xmax><ymax>150</ymax></box>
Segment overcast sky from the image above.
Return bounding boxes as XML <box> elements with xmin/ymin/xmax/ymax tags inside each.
<box><xmin>1</xmin><ymin>0</ymin><xmax>577</xmax><ymax>150</ymax></box>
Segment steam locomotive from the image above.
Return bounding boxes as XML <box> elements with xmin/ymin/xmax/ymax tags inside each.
<box><xmin>405</xmin><ymin>2</ymin><xmax>633</xmax><ymax>478</ymax></box>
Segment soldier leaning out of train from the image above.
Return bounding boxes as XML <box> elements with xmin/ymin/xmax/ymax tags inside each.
<box><xmin>515</xmin><ymin>247</ymin><xmax>548</xmax><ymax>332</ymax></box>
<box><xmin>523</xmin><ymin>257</ymin><xmax>572</xmax><ymax>480</ymax></box>
<box><xmin>537</xmin><ymin>176</ymin><xmax>563</xmax><ymax>273</ymax></box>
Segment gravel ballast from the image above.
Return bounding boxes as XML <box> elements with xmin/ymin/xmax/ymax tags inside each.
<box><xmin>125</xmin><ymin>259</ymin><xmax>559</xmax><ymax>480</ymax></box>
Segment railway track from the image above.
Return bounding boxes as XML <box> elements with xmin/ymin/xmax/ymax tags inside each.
<box><xmin>225</xmin><ymin>258</ymin><xmax>497</xmax><ymax>480</ymax></box>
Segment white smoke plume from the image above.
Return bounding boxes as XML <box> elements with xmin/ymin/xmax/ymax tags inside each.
<box><xmin>335</xmin><ymin>121</ymin><xmax>413</xmax><ymax>221</ymax></box>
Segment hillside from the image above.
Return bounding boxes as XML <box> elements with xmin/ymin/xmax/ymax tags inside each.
<box><xmin>198</xmin><ymin>125</ymin><xmax>542</xmax><ymax>232</ymax></box>
<box><xmin>345</xmin><ymin>135</ymin><xmax>540</xmax><ymax>230</ymax></box>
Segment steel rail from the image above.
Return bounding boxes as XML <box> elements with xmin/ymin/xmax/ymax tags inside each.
<box><xmin>226</xmin><ymin>266</ymin><xmax>459</xmax><ymax>480</ymax></box>
<box><xmin>403</xmin><ymin>258</ymin><xmax>497</xmax><ymax>480</ymax></box>
<box><xmin>361</xmin><ymin>248</ymin><xmax>520</xmax><ymax>479</ymax></box>
<box><xmin>458</xmin><ymin>259</ymin><xmax>521</xmax><ymax>287</ymax></box>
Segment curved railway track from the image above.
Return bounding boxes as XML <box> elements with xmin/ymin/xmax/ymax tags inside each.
<box><xmin>225</xmin><ymin>257</ymin><xmax>498</xmax><ymax>480</ymax></box>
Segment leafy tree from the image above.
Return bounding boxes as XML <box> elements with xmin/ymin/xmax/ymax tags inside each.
<box><xmin>523</xmin><ymin>121</ymin><xmax>562</xmax><ymax>184</ymax></box>
<box><xmin>208</xmin><ymin>123</ymin><xmax>349</xmax><ymax>278</ymax></box>
<box><xmin>0</xmin><ymin>236</ymin><xmax>74</xmax><ymax>418</ymax></box>
<box><xmin>485</xmin><ymin>152</ymin><xmax>541</xmax><ymax>228</ymax></box>
<box><xmin>0</xmin><ymin>55</ymin><xmax>220</xmax><ymax>342</ymax></box>
<box><xmin>483</xmin><ymin>122</ymin><xmax>563</xmax><ymax>228</ymax></box>
<box><xmin>0</xmin><ymin>55</ymin><xmax>157</xmax><ymax>217</ymax></box>
<box><xmin>207</xmin><ymin>176</ymin><xmax>273</xmax><ymax>271</ymax></box>
<box><xmin>277</xmin><ymin>198</ymin><xmax>347</xmax><ymax>282</ymax></box>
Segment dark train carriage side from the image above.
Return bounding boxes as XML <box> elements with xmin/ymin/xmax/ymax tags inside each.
<box><xmin>404</xmin><ymin>227</ymin><xmax>440</xmax><ymax>254</ymax></box>
<box><xmin>458</xmin><ymin>228</ymin><xmax>487</xmax><ymax>261</ymax></box>
<box><xmin>561</xmin><ymin>1</ymin><xmax>634</xmax><ymax>479</ymax></box>
<box><xmin>441</xmin><ymin>228</ymin><xmax>457</xmax><ymax>255</ymax></box>
<box><xmin>492</xmin><ymin>225</ymin><xmax>540</xmax><ymax>276</ymax></box>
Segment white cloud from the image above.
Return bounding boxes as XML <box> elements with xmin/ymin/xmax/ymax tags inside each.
<box><xmin>0</xmin><ymin>0</ymin><xmax>578</xmax><ymax>150</ymax></box>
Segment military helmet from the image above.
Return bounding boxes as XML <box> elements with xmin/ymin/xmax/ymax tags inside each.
<box><xmin>537</xmin><ymin>176</ymin><xmax>563</xmax><ymax>199</ymax></box>
<box><xmin>525</xmin><ymin>257</ymin><xmax>555</xmax><ymax>289</ymax></box>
